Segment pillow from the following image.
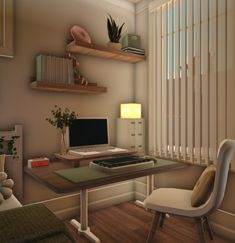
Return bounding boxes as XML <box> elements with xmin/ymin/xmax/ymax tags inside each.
<box><xmin>0</xmin><ymin>172</ymin><xmax>14</xmax><ymax>204</ymax></box>
<box><xmin>191</xmin><ymin>164</ymin><xmax>216</xmax><ymax>207</ymax></box>
<box><xmin>0</xmin><ymin>154</ymin><xmax>5</xmax><ymax>172</ymax></box>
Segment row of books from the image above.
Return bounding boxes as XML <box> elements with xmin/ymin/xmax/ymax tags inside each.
<box><xmin>121</xmin><ymin>47</ymin><xmax>145</xmax><ymax>56</ymax></box>
<box><xmin>36</xmin><ymin>54</ymin><xmax>74</xmax><ymax>84</ymax></box>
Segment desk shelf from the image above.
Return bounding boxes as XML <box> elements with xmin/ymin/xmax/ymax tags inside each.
<box><xmin>30</xmin><ymin>81</ymin><xmax>107</xmax><ymax>94</ymax></box>
<box><xmin>66</xmin><ymin>41</ymin><xmax>146</xmax><ymax>63</ymax></box>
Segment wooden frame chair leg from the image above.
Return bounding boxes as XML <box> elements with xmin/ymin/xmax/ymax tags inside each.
<box><xmin>205</xmin><ymin>217</ymin><xmax>214</xmax><ymax>240</ymax></box>
<box><xmin>146</xmin><ymin>212</ymin><xmax>161</xmax><ymax>243</ymax></box>
<box><xmin>159</xmin><ymin>213</ymin><xmax>165</xmax><ymax>228</ymax></box>
<box><xmin>195</xmin><ymin>218</ymin><xmax>206</xmax><ymax>243</ymax></box>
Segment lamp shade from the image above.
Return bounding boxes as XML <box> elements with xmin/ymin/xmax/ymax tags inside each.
<box><xmin>120</xmin><ymin>103</ymin><xmax>141</xmax><ymax>119</ymax></box>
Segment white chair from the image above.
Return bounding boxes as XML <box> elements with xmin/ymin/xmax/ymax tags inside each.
<box><xmin>143</xmin><ymin>139</ymin><xmax>235</xmax><ymax>243</ymax></box>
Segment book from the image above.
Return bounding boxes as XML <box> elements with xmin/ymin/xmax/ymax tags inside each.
<box><xmin>121</xmin><ymin>46</ymin><xmax>145</xmax><ymax>52</ymax></box>
<box><xmin>55</xmin><ymin>57</ymin><xmax>60</xmax><ymax>82</ymax></box>
<box><xmin>36</xmin><ymin>54</ymin><xmax>47</xmax><ymax>81</ymax></box>
<box><xmin>67</xmin><ymin>59</ymin><xmax>74</xmax><ymax>84</ymax></box>
<box><xmin>36</xmin><ymin>55</ymin><xmax>75</xmax><ymax>84</ymax></box>
<box><xmin>121</xmin><ymin>46</ymin><xmax>145</xmax><ymax>56</ymax></box>
<box><xmin>46</xmin><ymin>55</ymin><xmax>52</xmax><ymax>82</ymax></box>
<box><xmin>122</xmin><ymin>50</ymin><xmax>145</xmax><ymax>55</ymax></box>
<box><xmin>51</xmin><ymin>56</ymin><xmax>56</xmax><ymax>82</ymax></box>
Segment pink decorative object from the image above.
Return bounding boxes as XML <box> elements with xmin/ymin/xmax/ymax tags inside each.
<box><xmin>70</xmin><ymin>25</ymin><xmax>91</xmax><ymax>44</ymax></box>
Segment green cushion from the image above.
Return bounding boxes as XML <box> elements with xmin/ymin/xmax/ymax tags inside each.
<box><xmin>35</xmin><ymin>233</ymin><xmax>74</xmax><ymax>243</ymax></box>
<box><xmin>191</xmin><ymin>164</ymin><xmax>216</xmax><ymax>207</ymax></box>
<box><xmin>0</xmin><ymin>204</ymin><xmax>73</xmax><ymax>243</ymax></box>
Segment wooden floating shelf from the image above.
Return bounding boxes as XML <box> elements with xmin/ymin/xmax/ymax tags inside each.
<box><xmin>30</xmin><ymin>81</ymin><xmax>107</xmax><ymax>94</ymax></box>
<box><xmin>66</xmin><ymin>41</ymin><xmax>146</xmax><ymax>63</ymax></box>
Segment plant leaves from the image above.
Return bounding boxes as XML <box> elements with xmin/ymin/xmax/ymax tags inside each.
<box><xmin>107</xmin><ymin>14</ymin><xmax>125</xmax><ymax>42</ymax></box>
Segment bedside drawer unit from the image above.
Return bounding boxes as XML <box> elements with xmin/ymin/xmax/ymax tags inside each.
<box><xmin>116</xmin><ymin>118</ymin><xmax>145</xmax><ymax>152</ymax></box>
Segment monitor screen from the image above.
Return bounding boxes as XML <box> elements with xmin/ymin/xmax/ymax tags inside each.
<box><xmin>68</xmin><ymin>118</ymin><xmax>108</xmax><ymax>147</ymax></box>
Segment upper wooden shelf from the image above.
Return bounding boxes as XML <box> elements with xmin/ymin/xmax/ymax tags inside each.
<box><xmin>66</xmin><ymin>41</ymin><xmax>146</xmax><ymax>63</ymax></box>
<box><xmin>30</xmin><ymin>81</ymin><xmax>107</xmax><ymax>94</ymax></box>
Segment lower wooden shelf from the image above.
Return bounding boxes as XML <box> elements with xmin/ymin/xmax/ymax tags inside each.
<box><xmin>30</xmin><ymin>81</ymin><xmax>107</xmax><ymax>94</ymax></box>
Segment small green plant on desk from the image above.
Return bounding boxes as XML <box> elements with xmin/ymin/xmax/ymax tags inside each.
<box><xmin>46</xmin><ymin>105</ymin><xmax>78</xmax><ymax>154</ymax></box>
<box><xmin>0</xmin><ymin>136</ymin><xmax>19</xmax><ymax>159</ymax></box>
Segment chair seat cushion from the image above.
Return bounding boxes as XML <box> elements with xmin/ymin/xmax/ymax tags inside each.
<box><xmin>143</xmin><ymin>188</ymin><xmax>204</xmax><ymax>217</ymax></box>
<box><xmin>191</xmin><ymin>165</ymin><xmax>216</xmax><ymax>207</ymax></box>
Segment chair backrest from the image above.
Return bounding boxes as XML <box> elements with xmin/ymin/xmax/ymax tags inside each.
<box><xmin>205</xmin><ymin>139</ymin><xmax>235</xmax><ymax>215</ymax></box>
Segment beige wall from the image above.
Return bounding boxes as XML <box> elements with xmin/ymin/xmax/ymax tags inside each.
<box><xmin>0</xmin><ymin>0</ymin><xmax>135</xmax><ymax>158</ymax></box>
<box><xmin>0</xmin><ymin>0</ymin><xmax>136</xmax><ymax>201</ymax></box>
<box><xmin>135</xmin><ymin>0</ymin><xmax>235</xmax><ymax>240</ymax></box>
<box><xmin>1</xmin><ymin>0</ymin><xmax>234</xmax><ymax>239</ymax></box>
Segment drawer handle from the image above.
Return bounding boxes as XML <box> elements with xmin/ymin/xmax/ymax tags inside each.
<box><xmin>131</xmin><ymin>122</ymin><xmax>135</xmax><ymax>124</ymax></box>
<box><xmin>138</xmin><ymin>145</ymin><xmax>142</xmax><ymax>148</ymax></box>
<box><xmin>131</xmin><ymin>134</ymin><xmax>135</xmax><ymax>136</ymax></box>
<box><xmin>138</xmin><ymin>122</ymin><xmax>142</xmax><ymax>124</ymax></box>
<box><xmin>138</xmin><ymin>133</ymin><xmax>142</xmax><ymax>136</ymax></box>
<box><xmin>131</xmin><ymin>146</ymin><xmax>135</xmax><ymax>148</ymax></box>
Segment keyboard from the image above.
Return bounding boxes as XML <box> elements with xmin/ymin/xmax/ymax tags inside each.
<box><xmin>90</xmin><ymin>155</ymin><xmax>157</xmax><ymax>173</ymax></box>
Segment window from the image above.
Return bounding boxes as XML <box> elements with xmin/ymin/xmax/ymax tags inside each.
<box><xmin>148</xmin><ymin>0</ymin><xmax>234</xmax><ymax>167</ymax></box>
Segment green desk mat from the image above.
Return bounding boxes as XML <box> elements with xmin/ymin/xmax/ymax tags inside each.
<box><xmin>54</xmin><ymin>159</ymin><xmax>178</xmax><ymax>184</ymax></box>
<box><xmin>54</xmin><ymin>167</ymin><xmax>110</xmax><ymax>183</ymax></box>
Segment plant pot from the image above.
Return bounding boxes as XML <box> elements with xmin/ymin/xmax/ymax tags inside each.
<box><xmin>107</xmin><ymin>41</ymin><xmax>122</xmax><ymax>50</ymax></box>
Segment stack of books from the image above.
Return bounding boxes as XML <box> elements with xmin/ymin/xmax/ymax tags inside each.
<box><xmin>36</xmin><ymin>54</ymin><xmax>74</xmax><ymax>84</ymax></box>
<box><xmin>121</xmin><ymin>47</ymin><xmax>145</xmax><ymax>56</ymax></box>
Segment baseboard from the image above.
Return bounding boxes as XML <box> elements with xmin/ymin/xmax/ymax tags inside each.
<box><xmin>54</xmin><ymin>191</ymin><xmax>134</xmax><ymax>220</ymax></box>
<box><xmin>134</xmin><ymin>179</ymin><xmax>147</xmax><ymax>195</ymax></box>
<box><xmin>39</xmin><ymin>181</ymin><xmax>134</xmax><ymax>220</ymax></box>
<box><xmin>209</xmin><ymin>209</ymin><xmax>235</xmax><ymax>242</ymax></box>
<box><xmin>134</xmin><ymin>191</ymin><xmax>146</xmax><ymax>202</ymax></box>
<box><xmin>210</xmin><ymin>222</ymin><xmax>235</xmax><ymax>242</ymax></box>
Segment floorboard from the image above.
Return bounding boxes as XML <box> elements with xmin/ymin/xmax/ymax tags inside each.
<box><xmin>65</xmin><ymin>201</ymin><xmax>232</xmax><ymax>243</ymax></box>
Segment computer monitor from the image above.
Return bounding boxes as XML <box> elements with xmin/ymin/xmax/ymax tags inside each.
<box><xmin>66</xmin><ymin>118</ymin><xmax>109</xmax><ymax>148</ymax></box>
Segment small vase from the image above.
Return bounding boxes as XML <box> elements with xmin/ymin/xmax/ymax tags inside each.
<box><xmin>60</xmin><ymin>128</ymin><xmax>67</xmax><ymax>155</ymax></box>
<box><xmin>107</xmin><ymin>41</ymin><xmax>122</xmax><ymax>50</ymax></box>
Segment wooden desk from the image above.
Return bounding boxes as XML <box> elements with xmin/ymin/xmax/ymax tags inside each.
<box><xmin>25</xmin><ymin>159</ymin><xmax>184</xmax><ymax>243</ymax></box>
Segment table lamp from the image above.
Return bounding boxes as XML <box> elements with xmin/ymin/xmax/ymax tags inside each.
<box><xmin>120</xmin><ymin>103</ymin><xmax>142</xmax><ymax>119</ymax></box>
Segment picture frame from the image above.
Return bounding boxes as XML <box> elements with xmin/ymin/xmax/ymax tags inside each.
<box><xmin>0</xmin><ymin>0</ymin><xmax>14</xmax><ymax>58</ymax></box>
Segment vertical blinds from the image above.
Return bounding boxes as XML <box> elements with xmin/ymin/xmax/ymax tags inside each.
<box><xmin>148</xmin><ymin>0</ymin><xmax>234</xmax><ymax>167</ymax></box>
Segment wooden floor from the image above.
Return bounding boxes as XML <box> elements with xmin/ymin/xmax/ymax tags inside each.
<box><xmin>65</xmin><ymin>201</ymin><xmax>231</xmax><ymax>243</ymax></box>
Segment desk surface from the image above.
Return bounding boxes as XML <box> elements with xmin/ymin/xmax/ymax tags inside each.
<box><xmin>24</xmin><ymin>159</ymin><xmax>184</xmax><ymax>194</ymax></box>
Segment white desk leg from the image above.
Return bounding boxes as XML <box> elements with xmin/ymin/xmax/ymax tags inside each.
<box><xmin>70</xmin><ymin>189</ymin><xmax>101</xmax><ymax>243</ymax></box>
<box><xmin>147</xmin><ymin>174</ymin><xmax>154</xmax><ymax>195</ymax></box>
<box><xmin>135</xmin><ymin>175</ymin><xmax>154</xmax><ymax>207</ymax></box>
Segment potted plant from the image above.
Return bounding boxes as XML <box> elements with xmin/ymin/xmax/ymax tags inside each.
<box><xmin>46</xmin><ymin>105</ymin><xmax>78</xmax><ymax>154</ymax></box>
<box><xmin>0</xmin><ymin>136</ymin><xmax>19</xmax><ymax>171</ymax></box>
<box><xmin>107</xmin><ymin>14</ymin><xmax>125</xmax><ymax>50</ymax></box>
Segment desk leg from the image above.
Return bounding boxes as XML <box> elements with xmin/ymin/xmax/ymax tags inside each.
<box><xmin>70</xmin><ymin>189</ymin><xmax>101</xmax><ymax>243</ymax></box>
<box><xmin>135</xmin><ymin>175</ymin><xmax>154</xmax><ymax>208</ymax></box>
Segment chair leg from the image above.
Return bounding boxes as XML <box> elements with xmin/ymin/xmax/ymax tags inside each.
<box><xmin>195</xmin><ymin>218</ymin><xmax>206</xmax><ymax>243</ymax></box>
<box><xmin>159</xmin><ymin>213</ymin><xmax>165</xmax><ymax>228</ymax></box>
<box><xmin>146</xmin><ymin>212</ymin><xmax>161</xmax><ymax>243</ymax></box>
<box><xmin>205</xmin><ymin>217</ymin><xmax>214</xmax><ymax>240</ymax></box>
